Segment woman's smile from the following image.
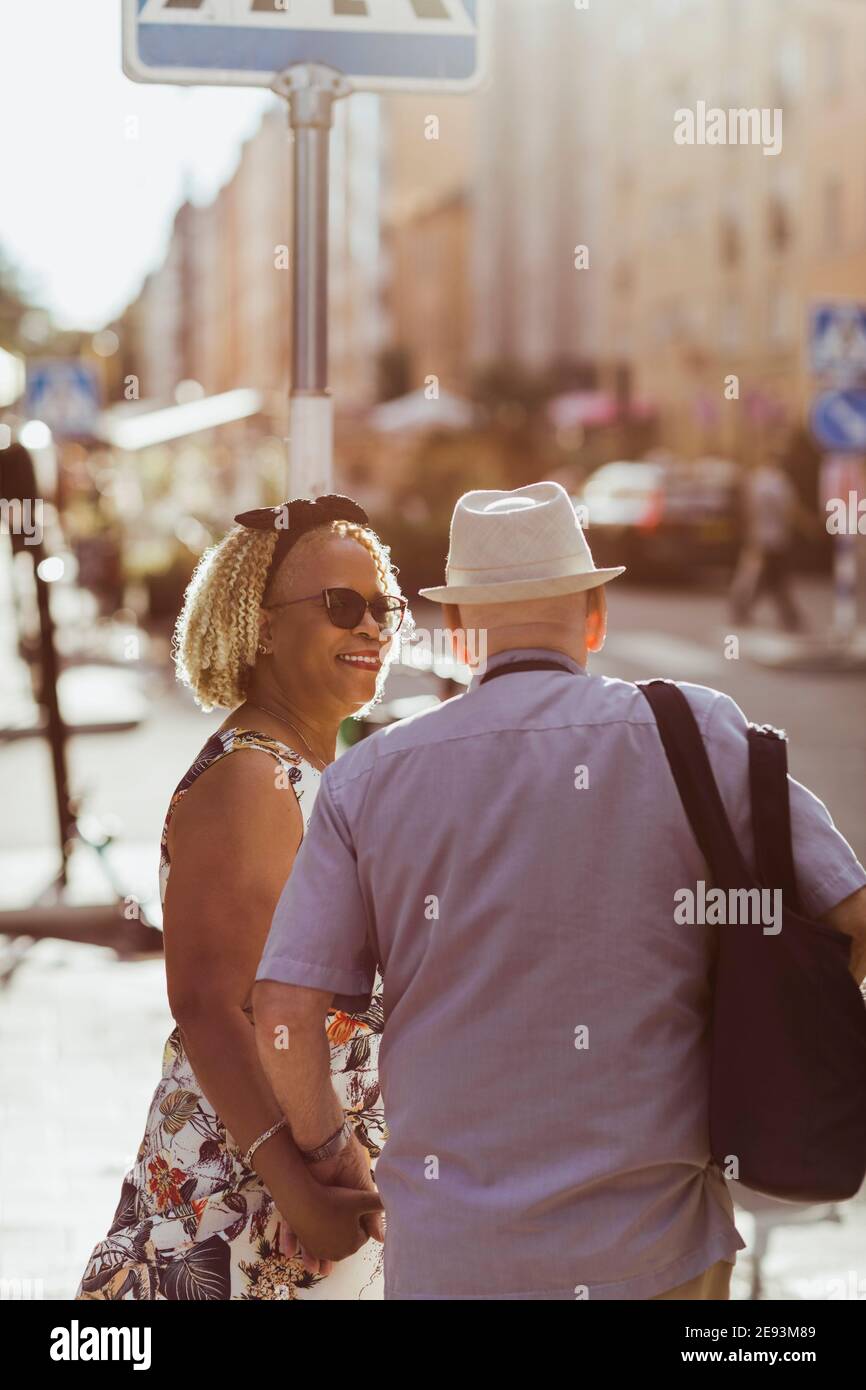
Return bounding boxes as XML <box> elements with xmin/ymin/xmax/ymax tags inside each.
<box><xmin>336</xmin><ymin>650</ymin><xmax>382</xmax><ymax>673</ymax></box>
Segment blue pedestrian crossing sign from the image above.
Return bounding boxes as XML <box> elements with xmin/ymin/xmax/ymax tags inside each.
<box><xmin>123</xmin><ymin>0</ymin><xmax>488</xmax><ymax>93</ymax></box>
<box><xmin>810</xmin><ymin>302</ymin><xmax>866</xmax><ymax>382</ymax></box>
<box><xmin>24</xmin><ymin>360</ymin><xmax>102</xmax><ymax>440</ymax></box>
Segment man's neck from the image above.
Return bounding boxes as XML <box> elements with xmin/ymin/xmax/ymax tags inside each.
<box><xmin>482</xmin><ymin>628</ymin><xmax>586</xmax><ymax>666</ymax></box>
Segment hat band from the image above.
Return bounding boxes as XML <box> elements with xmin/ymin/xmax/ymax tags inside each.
<box><xmin>445</xmin><ymin>551</ymin><xmax>596</xmax><ymax>586</ymax></box>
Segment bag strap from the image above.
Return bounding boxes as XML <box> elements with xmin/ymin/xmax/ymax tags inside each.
<box><xmin>479</xmin><ymin>659</ymin><xmax>576</xmax><ymax>685</ymax></box>
<box><xmin>747</xmin><ymin>723</ymin><xmax>802</xmax><ymax>913</ymax></box>
<box><xmin>636</xmin><ymin>679</ymin><xmax>752</xmax><ymax>889</ymax></box>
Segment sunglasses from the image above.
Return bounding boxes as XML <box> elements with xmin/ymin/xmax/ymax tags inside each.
<box><xmin>266</xmin><ymin>587</ymin><xmax>408</xmax><ymax>635</ymax></box>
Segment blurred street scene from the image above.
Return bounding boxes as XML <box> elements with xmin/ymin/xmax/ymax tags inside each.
<box><xmin>1</xmin><ymin>0</ymin><xmax>865</xmax><ymax>1303</ymax></box>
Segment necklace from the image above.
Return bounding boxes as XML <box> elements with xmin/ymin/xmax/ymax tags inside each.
<box><xmin>246</xmin><ymin>703</ymin><xmax>329</xmax><ymax>772</ymax></box>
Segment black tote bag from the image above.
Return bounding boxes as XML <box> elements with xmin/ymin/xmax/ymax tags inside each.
<box><xmin>638</xmin><ymin>678</ymin><xmax>866</xmax><ymax>1202</ymax></box>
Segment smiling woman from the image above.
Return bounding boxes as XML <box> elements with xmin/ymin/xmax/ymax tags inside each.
<box><xmin>174</xmin><ymin>495</ymin><xmax>407</xmax><ymax>721</ymax></box>
<box><xmin>74</xmin><ymin>495</ymin><xmax>407</xmax><ymax>1300</ymax></box>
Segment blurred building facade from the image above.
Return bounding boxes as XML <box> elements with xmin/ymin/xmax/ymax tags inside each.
<box><xmin>106</xmin><ymin>0</ymin><xmax>866</xmax><ymax>463</ymax></box>
<box><xmin>588</xmin><ymin>0</ymin><xmax>866</xmax><ymax>459</ymax></box>
<box><xmin>467</xmin><ymin>0</ymin><xmax>866</xmax><ymax>458</ymax></box>
<box><xmin>469</xmin><ymin>0</ymin><xmax>605</xmax><ymax>376</ymax></box>
<box><xmin>379</xmin><ymin>92</ymin><xmax>475</xmax><ymax>397</ymax></box>
<box><xmin>111</xmin><ymin>96</ymin><xmax>384</xmax><ymax>415</ymax></box>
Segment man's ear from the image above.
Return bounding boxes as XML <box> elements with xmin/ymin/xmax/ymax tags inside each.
<box><xmin>442</xmin><ymin>603</ymin><xmax>469</xmax><ymax>664</ymax></box>
<box><xmin>585</xmin><ymin>586</ymin><xmax>608</xmax><ymax>653</ymax></box>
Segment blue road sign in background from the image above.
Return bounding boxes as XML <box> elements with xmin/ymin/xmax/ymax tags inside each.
<box><xmin>810</xmin><ymin>302</ymin><xmax>866</xmax><ymax>380</ymax></box>
<box><xmin>124</xmin><ymin>0</ymin><xmax>488</xmax><ymax>93</ymax></box>
<box><xmin>811</xmin><ymin>388</ymin><xmax>866</xmax><ymax>454</ymax></box>
<box><xmin>25</xmin><ymin>360</ymin><xmax>102</xmax><ymax>440</ymax></box>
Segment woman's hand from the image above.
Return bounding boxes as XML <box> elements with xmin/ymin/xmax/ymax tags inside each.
<box><xmin>285</xmin><ymin>1180</ymin><xmax>384</xmax><ymax>1273</ymax></box>
<box><xmin>286</xmin><ymin>1135</ymin><xmax>385</xmax><ymax>1275</ymax></box>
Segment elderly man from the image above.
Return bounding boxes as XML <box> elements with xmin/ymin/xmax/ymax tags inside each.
<box><xmin>253</xmin><ymin>481</ymin><xmax>866</xmax><ymax>1301</ymax></box>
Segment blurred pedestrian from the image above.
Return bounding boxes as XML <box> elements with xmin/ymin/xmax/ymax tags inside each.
<box><xmin>75</xmin><ymin>495</ymin><xmax>406</xmax><ymax>1300</ymax></box>
<box><xmin>253</xmin><ymin>481</ymin><xmax>866</xmax><ymax>1301</ymax></box>
<box><xmin>729</xmin><ymin>453</ymin><xmax>813</xmax><ymax>631</ymax></box>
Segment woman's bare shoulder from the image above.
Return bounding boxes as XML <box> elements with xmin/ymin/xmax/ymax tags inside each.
<box><xmin>166</xmin><ymin>739</ymin><xmax>303</xmax><ymax>863</ymax></box>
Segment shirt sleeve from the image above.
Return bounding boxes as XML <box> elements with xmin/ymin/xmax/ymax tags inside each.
<box><xmin>702</xmin><ymin>689</ymin><xmax>866</xmax><ymax>920</ymax></box>
<box><xmin>256</xmin><ymin>769</ymin><xmax>377</xmax><ymax>1013</ymax></box>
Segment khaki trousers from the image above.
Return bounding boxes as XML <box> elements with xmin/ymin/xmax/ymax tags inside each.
<box><xmin>650</xmin><ymin>1259</ymin><xmax>734</xmax><ymax>1300</ymax></box>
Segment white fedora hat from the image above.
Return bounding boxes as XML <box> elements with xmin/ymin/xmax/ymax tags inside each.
<box><xmin>418</xmin><ymin>481</ymin><xmax>626</xmax><ymax>604</ymax></box>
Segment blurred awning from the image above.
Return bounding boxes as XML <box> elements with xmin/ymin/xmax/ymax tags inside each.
<box><xmin>98</xmin><ymin>389</ymin><xmax>264</xmax><ymax>451</ymax></box>
<box><xmin>368</xmin><ymin>387</ymin><xmax>476</xmax><ymax>434</ymax></box>
<box><xmin>548</xmin><ymin>391</ymin><xmax>656</xmax><ymax>430</ymax></box>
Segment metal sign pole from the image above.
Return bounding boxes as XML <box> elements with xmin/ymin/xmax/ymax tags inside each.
<box><xmin>273</xmin><ymin>64</ymin><xmax>351</xmax><ymax>497</ymax></box>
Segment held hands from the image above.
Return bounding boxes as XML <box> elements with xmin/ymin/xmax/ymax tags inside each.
<box><xmin>277</xmin><ymin>1134</ymin><xmax>384</xmax><ymax>1276</ymax></box>
<box><xmin>283</xmin><ymin>1178</ymin><xmax>383</xmax><ymax>1273</ymax></box>
<box><xmin>308</xmin><ymin>1131</ymin><xmax>385</xmax><ymax>1239</ymax></box>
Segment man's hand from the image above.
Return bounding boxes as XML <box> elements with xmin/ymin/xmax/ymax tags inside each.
<box><xmin>308</xmin><ymin>1131</ymin><xmax>386</xmax><ymax>1244</ymax></box>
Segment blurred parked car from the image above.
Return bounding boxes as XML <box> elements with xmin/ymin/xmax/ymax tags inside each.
<box><xmin>575</xmin><ymin>457</ymin><xmax>740</xmax><ymax>579</ymax></box>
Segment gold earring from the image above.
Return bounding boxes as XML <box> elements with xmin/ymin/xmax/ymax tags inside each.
<box><xmin>257</xmin><ymin>642</ymin><xmax>270</xmax><ymax>656</ymax></box>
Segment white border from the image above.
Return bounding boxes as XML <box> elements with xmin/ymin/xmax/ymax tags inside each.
<box><xmin>121</xmin><ymin>0</ymin><xmax>491</xmax><ymax>95</ymax></box>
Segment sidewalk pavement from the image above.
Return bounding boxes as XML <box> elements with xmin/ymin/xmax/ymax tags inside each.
<box><xmin>1</xmin><ymin>930</ymin><xmax>863</xmax><ymax>1301</ymax></box>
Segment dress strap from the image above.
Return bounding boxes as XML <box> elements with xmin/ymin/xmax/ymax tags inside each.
<box><xmin>221</xmin><ymin>727</ymin><xmax>307</xmax><ymax>774</ymax></box>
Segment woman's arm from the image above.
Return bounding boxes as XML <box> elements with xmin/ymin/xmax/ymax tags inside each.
<box><xmin>161</xmin><ymin>750</ymin><xmax>378</xmax><ymax>1260</ymax></box>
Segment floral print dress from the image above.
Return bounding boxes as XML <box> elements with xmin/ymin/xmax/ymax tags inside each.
<box><xmin>75</xmin><ymin>728</ymin><xmax>385</xmax><ymax>1301</ymax></box>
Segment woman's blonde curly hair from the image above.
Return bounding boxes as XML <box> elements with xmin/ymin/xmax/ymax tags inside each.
<box><xmin>172</xmin><ymin>518</ymin><xmax>406</xmax><ymax>712</ymax></box>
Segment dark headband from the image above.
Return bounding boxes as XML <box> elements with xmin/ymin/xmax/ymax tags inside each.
<box><xmin>233</xmin><ymin>494</ymin><xmax>371</xmax><ymax>595</ymax></box>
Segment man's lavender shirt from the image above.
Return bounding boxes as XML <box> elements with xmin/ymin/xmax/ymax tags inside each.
<box><xmin>256</xmin><ymin>647</ymin><xmax>866</xmax><ymax>1300</ymax></box>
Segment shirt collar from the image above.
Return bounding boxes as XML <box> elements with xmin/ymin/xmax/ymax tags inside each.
<box><xmin>468</xmin><ymin>646</ymin><xmax>587</xmax><ymax>693</ymax></box>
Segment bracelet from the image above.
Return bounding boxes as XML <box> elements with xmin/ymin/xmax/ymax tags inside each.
<box><xmin>243</xmin><ymin>1117</ymin><xmax>288</xmax><ymax>1169</ymax></box>
<box><xmin>300</xmin><ymin>1118</ymin><xmax>352</xmax><ymax>1166</ymax></box>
